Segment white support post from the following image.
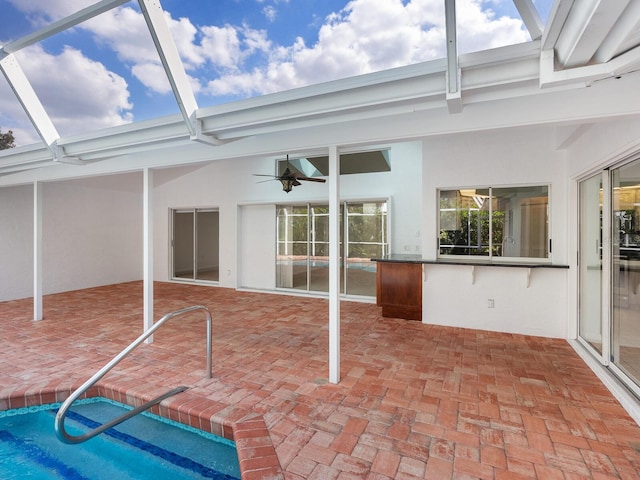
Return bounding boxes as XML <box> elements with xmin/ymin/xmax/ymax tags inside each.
<box><xmin>328</xmin><ymin>146</ymin><xmax>341</xmax><ymax>384</ymax></box>
<box><xmin>444</xmin><ymin>0</ymin><xmax>462</xmax><ymax>113</ymax></box>
<box><xmin>143</xmin><ymin>168</ymin><xmax>154</xmax><ymax>342</ymax></box>
<box><xmin>33</xmin><ymin>182</ymin><xmax>43</xmax><ymax>321</ymax></box>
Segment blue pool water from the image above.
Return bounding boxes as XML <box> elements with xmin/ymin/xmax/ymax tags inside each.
<box><xmin>0</xmin><ymin>398</ymin><xmax>240</xmax><ymax>479</ymax></box>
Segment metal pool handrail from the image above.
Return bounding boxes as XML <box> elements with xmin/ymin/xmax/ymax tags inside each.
<box><xmin>54</xmin><ymin>305</ymin><xmax>212</xmax><ymax>444</ymax></box>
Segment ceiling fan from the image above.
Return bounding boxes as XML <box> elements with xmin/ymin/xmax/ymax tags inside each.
<box><xmin>254</xmin><ymin>155</ymin><xmax>326</xmax><ymax>193</ymax></box>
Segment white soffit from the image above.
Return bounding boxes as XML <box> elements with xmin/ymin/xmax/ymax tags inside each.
<box><xmin>541</xmin><ymin>0</ymin><xmax>640</xmax><ymax>87</ymax></box>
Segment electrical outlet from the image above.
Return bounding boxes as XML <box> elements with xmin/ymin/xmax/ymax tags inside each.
<box><xmin>488</xmin><ymin>298</ymin><xmax>495</xmax><ymax>308</ymax></box>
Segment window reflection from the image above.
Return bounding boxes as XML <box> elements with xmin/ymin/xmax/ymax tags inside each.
<box><xmin>276</xmin><ymin>201</ymin><xmax>387</xmax><ymax>296</ymax></box>
<box><xmin>612</xmin><ymin>162</ymin><xmax>640</xmax><ymax>384</ymax></box>
<box><xmin>439</xmin><ymin>186</ymin><xmax>549</xmax><ymax>259</ymax></box>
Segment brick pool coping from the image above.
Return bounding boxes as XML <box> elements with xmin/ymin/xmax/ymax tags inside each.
<box><xmin>0</xmin><ymin>382</ymin><xmax>283</xmax><ymax>480</ymax></box>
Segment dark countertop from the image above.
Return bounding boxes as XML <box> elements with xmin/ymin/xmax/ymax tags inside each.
<box><xmin>371</xmin><ymin>255</ymin><xmax>569</xmax><ymax>269</ymax></box>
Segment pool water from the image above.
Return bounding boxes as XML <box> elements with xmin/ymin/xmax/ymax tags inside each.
<box><xmin>0</xmin><ymin>398</ymin><xmax>240</xmax><ymax>479</ymax></box>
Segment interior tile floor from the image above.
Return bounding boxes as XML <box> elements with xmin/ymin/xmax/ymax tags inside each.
<box><xmin>2</xmin><ymin>281</ymin><xmax>640</xmax><ymax>479</ymax></box>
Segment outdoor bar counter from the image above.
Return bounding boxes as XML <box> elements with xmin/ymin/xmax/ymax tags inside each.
<box><xmin>372</xmin><ymin>254</ymin><xmax>569</xmax><ymax>321</ymax></box>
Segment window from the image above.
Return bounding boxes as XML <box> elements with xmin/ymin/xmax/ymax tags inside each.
<box><xmin>276</xmin><ymin>201</ymin><xmax>388</xmax><ymax>296</ymax></box>
<box><xmin>439</xmin><ymin>186</ymin><xmax>549</xmax><ymax>259</ymax></box>
<box><xmin>277</xmin><ymin>150</ymin><xmax>390</xmax><ymax>178</ymax></box>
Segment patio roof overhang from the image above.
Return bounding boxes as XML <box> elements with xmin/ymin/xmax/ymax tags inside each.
<box><xmin>0</xmin><ymin>0</ymin><xmax>639</xmax><ymax>183</ymax></box>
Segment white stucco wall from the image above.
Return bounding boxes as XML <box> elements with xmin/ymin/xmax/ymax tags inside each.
<box><xmin>421</xmin><ymin>126</ymin><xmax>569</xmax><ymax>338</ymax></box>
<box><xmin>0</xmin><ymin>185</ymin><xmax>33</xmax><ymax>301</ymax></box>
<box><xmin>153</xmin><ymin>142</ymin><xmax>423</xmax><ymax>291</ymax></box>
<box><xmin>41</xmin><ymin>176</ymin><xmax>143</xmax><ymax>295</ymax></box>
<box><xmin>565</xmin><ymin>118</ymin><xmax>640</xmax><ymax>176</ymax></box>
<box><xmin>0</xmin><ymin>175</ymin><xmax>143</xmax><ymax>301</ymax></box>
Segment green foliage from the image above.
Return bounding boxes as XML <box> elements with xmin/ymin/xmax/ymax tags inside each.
<box><xmin>439</xmin><ymin>208</ymin><xmax>504</xmax><ymax>256</ymax></box>
<box><xmin>277</xmin><ymin>203</ymin><xmax>387</xmax><ymax>258</ymax></box>
<box><xmin>0</xmin><ymin>129</ymin><xmax>16</xmax><ymax>150</ymax></box>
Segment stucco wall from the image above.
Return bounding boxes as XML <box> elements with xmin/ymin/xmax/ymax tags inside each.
<box><xmin>0</xmin><ymin>185</ymin><xmax>33</xmax><ymax>302</ymax></box>
<box><xmin>0</xmin><ymin>175</ymin><xmax>143</xmax><ymax>301</ymax></box>
<box><xmin>153</xmin><ymin>142</ymin><xmax>423</xmax><ymax>291</ymax></box>
<box><xmin>421</xmin><ymin>126</ymin><xmax>569</xmax><ymax>338</ymax></box>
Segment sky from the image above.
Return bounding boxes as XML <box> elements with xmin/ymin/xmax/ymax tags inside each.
<box><xmin>0</xmin><ymin>0</ymin><xmax>555</xmax><ymax>147</ymax></box>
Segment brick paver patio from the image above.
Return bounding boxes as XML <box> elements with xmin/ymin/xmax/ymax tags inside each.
<box><xmin>2</xmin><ymin>281</ymin><xmax>640</xmax><ymax>479</ymax></box>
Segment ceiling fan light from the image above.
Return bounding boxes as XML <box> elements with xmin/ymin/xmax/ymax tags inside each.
<box><xmin>280</xmin><ymin>177</ymin><xmax>295</xmax><ymax>193</ymax></box>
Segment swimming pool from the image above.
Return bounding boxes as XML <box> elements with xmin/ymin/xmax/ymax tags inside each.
<box><xmin>0</xmin><ymin>398</ymin><xmax>240</xmax><ymax>479</ymax></box>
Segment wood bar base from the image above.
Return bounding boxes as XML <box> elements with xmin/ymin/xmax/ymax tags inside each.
<box><xmin>376</xmin><ymin>261</ymin><xmax>422</xmax><ymax>321</ymax></box>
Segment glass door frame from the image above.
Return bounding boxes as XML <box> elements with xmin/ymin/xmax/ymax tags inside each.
<box><xmin>577</xmin><ymin>171</ymin><xmax>611</xmax><ymax>366</ymax></box>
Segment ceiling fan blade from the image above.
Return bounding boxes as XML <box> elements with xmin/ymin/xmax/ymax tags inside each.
<box><xmin>297</xmin><ymin>176</ymin><xmax>326</xmax><ymax>183</ymax></box>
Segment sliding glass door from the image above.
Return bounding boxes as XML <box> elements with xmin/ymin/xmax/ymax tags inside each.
<box><xmin>276</xmin><ymin>201</ymin><xmax>387</xmax><ymax>297</ymax></box>
<box><xmin>171</xmin><ymin>208</ymin><xmax>219</xmax><ymax>282</ymax></box>
<box><xmin>345</xmin><ymin>202</ymin><xmax>387</xmax><ymax>296</ymax></box>
<box><xmin>611</xmin><ymin>163</ymin><xmax>640</xmax><ymax>385</ymax></box>
<box><xmin>579</xmin><ymin>156</ymin><xmax>640</xmax><ymax>395</ymax></box>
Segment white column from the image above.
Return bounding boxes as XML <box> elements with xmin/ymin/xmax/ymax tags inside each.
<box><xmin>33</xmin><ymin>181</ymin><xmax>43</xmax><ymax>321</ymax></box>
<box><xmin>143</xmin><ymin>168</ymin><xmax>154</xmax><ymax>342</ymax></box>
<box><xmin>328</xmin><ymin>146</ymin><xmax>341</xmax><ymax>384</ymax></box>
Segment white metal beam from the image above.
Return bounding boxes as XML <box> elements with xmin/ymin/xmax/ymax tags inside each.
<box><xmin>0</xmin><ymin>54</ymin><xmax>59</xmax><ymax>152</ymax></box>
<box><xmin>555</xmin><ymin>0</ymin><xmax>630</xmax><ymax>69</ymax></box>
<box><xmin>540</xmin><ymin>44</ymin><xmax>640</xmax><ymax>88</ymax></box>
<box><xmin>0</xmin><ymin>0</ymin><xmax>131</xmax><ymax>57</ymax></box>
<box><xmin>513</xmin><ymin>0</ymin><xmax>544</xmax><ymax>40</ymax></box>
<box><xmin>0</xmin><ymin>55</ymin><xmax>83</xmax><ymax>164</ymax></box>
<box><xmin>138</xmin><ymin>0</ymin><xmax>199</xmax><ymax>137</ymax></box>
<box><xmin>542</xmin><ymin>0</ymin><xmax>575</xmax><ymax>51</ymax></box>
<box><xmin>444</xmin><ymin>0</ymin><xmax>462</xmax><ymax>114</ymax></box>
<box><xmin>192</xmin><ymin>116</ymin><xmax>226</xmax><ymax>146</ymax></box>
<box><xmin>594</xmin><ymin>1</ymin><xmax>640</xmax><ymax>63</ymax></box>
<box><xmin>328</xmin><ymin>145</ymin><xmax>340</xmax><ymax>384</ymax></box>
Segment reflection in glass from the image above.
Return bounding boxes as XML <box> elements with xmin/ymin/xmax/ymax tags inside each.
<box><xmin>612</xmin><ymin>162</ymin><xmax>640</xmax><ymax>384</ymax></box>
<box><xmin>173</xmin><ymin>211</ymin><xmax>194</xmax><ymax>279</ymax></box>
<box><xmin>172</xmin><ymin>209</ymin><xmax>219</xmax><ymax>282</ymax></box>
<box><xmin>439</xmin><ymin>186</ymin><xmax>548</xmax><ymax>258</ymax></box>
<box><xmin>276</xmin><ymin>201</ymin><xmax>387</xmax><ymax>296</ymax></box>
<box><xmin>346</xmin><ymin>202</ymin><xmax>387</xmax><ymax>296</ymax></box>
<box><xmin>307</xmin><ymin>205</ymin><xmax>338</xmax><ymax>293</ymax></box>
<box><xmin>195</xmin><ymin>211</ymin><xmax>219</xmax><ymax>281</ymax></box>
<box><xmin>276</xmin><ymin>205</ymin><xmax>308</xmax><ymax>290</ymax></box>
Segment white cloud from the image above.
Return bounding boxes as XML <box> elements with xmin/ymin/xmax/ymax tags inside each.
<box><xmin>6</xmin><ymin>0</ymin><xmax>97</xmax><ymax>26</ymax></box>
<box><xmin>202</xmin><ymin>0</ymin><xmax>528</xmax><ymax>98</ymax></box>
<box><xmin>13</xmin><ymin>45</ymin><xmax>133</xmax><ymax>136</ymax></box>
<box><xmin>84</xmin><ymin>7</ymin><xmax>159</xmax><ymax>65</ymax></box>
<box><xmin>1</xmin><ymin>0</ymin><xmax>531</xmax><ymax>143</ymax></box>
<box><xmin>200</xmin><ymin>24</ymin><xmax>244</xmax><ymax>70</ymax></box>
<box><xmin>263</xmin><ymin>6</ymin><xmax>277</xmax><ymax>23</ymax></box>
